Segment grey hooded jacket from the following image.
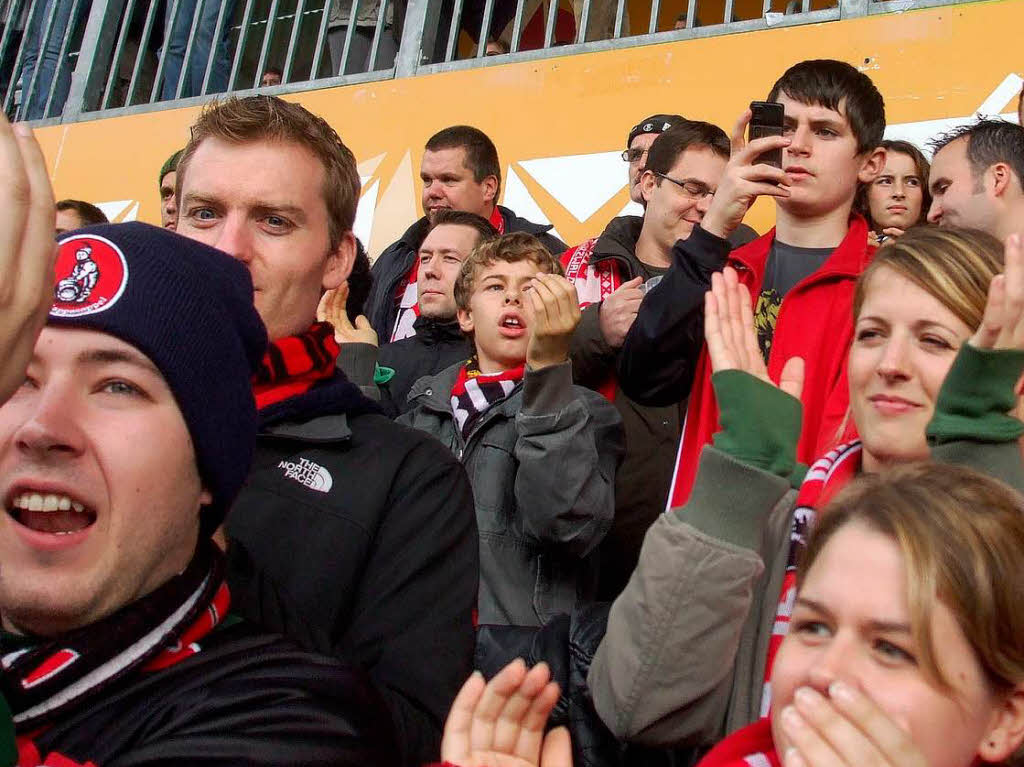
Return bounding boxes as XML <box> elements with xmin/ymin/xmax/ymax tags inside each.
<box><xmin>399</xmin><ymin>360</ymin><xmax>624</xmax><ymax>627</ymax></box>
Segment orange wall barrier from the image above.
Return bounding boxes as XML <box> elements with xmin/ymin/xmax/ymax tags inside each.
<box><xmin>37</xmin><ymin>0</ymin><xmax>1024</xmax><ymax>257</ymax></box>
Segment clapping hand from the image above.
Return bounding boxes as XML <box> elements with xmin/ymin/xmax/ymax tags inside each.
<box><xmin>0</xmin><ymin>118</ymin><xmax>58</xmax><ymax>405</ymax></box>
<box><xmin>704</xmin><ymin>266</ymin><xmax>803</xmax><ymax>400</ymax></box>
<box><xmin>524</xmin><ymin>273</ymin><xmax>581</xmax><ymax>370</ymax></box>
<box><xmin>317</xmin><ymin>282</ymin><xmax>379</xmax><ymax>346</ymax></box>
<box><xmin>441</xmin><ymin>659</ymin><xmax>572</xmax><ymax>767</ymax></box>
<box><xmin>970</xmin><ymin>233</ymin><xmax>1024</xmax><ymax>352</ymax></box>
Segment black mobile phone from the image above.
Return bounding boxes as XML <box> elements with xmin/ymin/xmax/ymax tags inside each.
<box><xmin>748</xmin><ymin>101</ymin><xmax>785</xmax><ymax>168</ymax></box>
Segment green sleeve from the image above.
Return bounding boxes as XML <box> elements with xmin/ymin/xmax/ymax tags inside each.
<box><xmin>927</xmin><ymin>344</ymin><xmax>1024</xmax><ymax>444</ymax></box>
<box><xmin>711</xmin><ymin>369</ymin><xmax>803</xmax><ymax>479</ymax></box>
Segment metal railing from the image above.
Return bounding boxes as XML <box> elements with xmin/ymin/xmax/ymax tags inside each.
<box><xmin>0</xmin><ymin>0</ymin><xmax>966</xmax><ymax>125</ymax></box>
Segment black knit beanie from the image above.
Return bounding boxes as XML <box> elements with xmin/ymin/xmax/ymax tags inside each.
<box><xmin>50</xmin><ymin>222</ymin><xmax>268</xmax><ymax>535</ymax></box>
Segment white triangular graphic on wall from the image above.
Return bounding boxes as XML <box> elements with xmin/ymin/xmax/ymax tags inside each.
<box><xmin>518</xmin><ymin>151</ymin><xmax>627</xmax><ymax>223</ymax></box>
<box><xmin>502</xmin><ymin>167</ymin><xmax>562</xmax><ymax>242</ymax></box>
<box><xmin>354</xmin><ymin>179</ymin><xmax>380</xmax><ymax>249</ymax></box>
<box><xmin>885</xmin><ymin>74</ymin><xmax>1022</xmax><ymax>154</ymax></box>
<box><xmin>618</xmin><ymin>200</ymin><xmax>644</xmax><ymax>218</ymax></box>
<box><xmin>95</xmin><ymin>200</ymin><xmax>139</xmax><ymax>222</ymax></box>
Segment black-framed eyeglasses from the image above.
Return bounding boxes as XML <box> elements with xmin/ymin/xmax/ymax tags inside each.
<box><xmin>654</xmin><ymin>172</ymin><xmax>715</xmax><ymax>200</ymax></box>
<box><xmin>621</xmin><ymin>147</ymin><xmax>647</xmax><ymax>163</ymax></box>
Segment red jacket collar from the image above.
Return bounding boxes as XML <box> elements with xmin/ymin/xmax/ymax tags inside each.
<box><xmin>729</xmin><ymin>213</ymin><xmax>874</xmax><ymax>288</ymax></box>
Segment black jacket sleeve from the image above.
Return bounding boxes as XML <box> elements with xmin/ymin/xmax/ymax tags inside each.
<box><xmin>338</xmin><ymin>436</ymin><xmax>479</xmax><ymax>767</ymax></box>
<box><xmin>616</xmin><ymin>225</ymin><xmax>732</xmax><ymax>406</ymax></box>
<box><xmin>569</xmin><ymin>303</ymin><xmax>618</xmax><ymax>389</ymax></box>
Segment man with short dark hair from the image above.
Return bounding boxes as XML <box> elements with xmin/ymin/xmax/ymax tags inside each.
<box><xmin>365</xmin><ymin>125</ymin><xmax>566</xmax><ymax>343</ymax></box>
<box><xmin>158</xmin><ymin>148</ymin><xmax>183</xmax><ymax>231</ymax></box>
<box><xmin>325</xmin><ymin>209</ymin><xmax>496</xmax><ymax>416</ymax></box>
<box><xmin>562</xmin><ymin>121</ymin><xmax>730</xmax><ymax>597</ymax></box>
<box><xmin>173</xmin><ymin>95</ymin><xmax>478</xmax><ymax>766</ymax></box>
<box><xmin>55</xmin><ymin>199</ymin><xmax>107</xmax><ymax>235</ymax></box>
<box><xmin>261</xmin><ymin>66</ymin><xmax>283</xmax><ymax>87</ymax></box>
<box><xmin>927</xmin><ymin>119</ymin><xmax>1024</xmax><ymax>240</ymax></box>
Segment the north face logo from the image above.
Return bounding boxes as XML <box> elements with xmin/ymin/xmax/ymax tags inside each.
<box><xmin>278</xmin><ymin>458</ymin><xmax>333</xmax><ymax>492</ymax></box>
<box><xmin>51</xmin><ymin>234</ymin><xmax>129</xmax><ymax>318</ymax></box>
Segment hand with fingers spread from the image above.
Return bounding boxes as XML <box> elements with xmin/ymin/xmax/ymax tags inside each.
<box><xmin>525</xmin><ymin>273</ymin><xmax>582</xmax><ymax>370</ymax></box>
<box><xmin>598</xmin><ymin>276</ymin><xmax>643</xmax><ymax>349</ymax></box>
<box><xmin>440</xmin><ymin>659</ymin><xmax>572</xmax><ymax>767</ymax></box>
<box><xmin>700</xmin><ymin>110</ymin><xmax>793</xmax><ymax>240</ymax></box>
<box><xmin>704</xmin><ymin>266</ymin><xmax>803</xmax><ymax>400</ymax></box>
<box><xmin>970</xmin><ymin>233</ymin><xmax>1024</xmax><ymax>352</ymax></box>
<box><xmin>317</xmin><ymin>282</ymin><xmax>379</xmax><ymax>347</ymax></box>
<box><xmin>0</xmin><ymin>119</ymin><xmax>58</xmax><ymax>405</ymax></box>
<box><xmin>778</xmin><ymin>682</ymin><xmax>928</xmax><ymax>767</ymax></box>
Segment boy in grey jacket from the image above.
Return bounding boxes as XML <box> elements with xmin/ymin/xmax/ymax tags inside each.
<box><xmin>400</xmin><ymin>232</ymin><xmax>624</xmax><ymax>628</ymax></box>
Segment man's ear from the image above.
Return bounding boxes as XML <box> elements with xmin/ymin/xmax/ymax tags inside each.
<box><xmin>323</xmin><ymin>230</ymin><xmax>357</xmax><ymax>291</ymax></box>
<box><xmin>482</xmin><ymin>175</ymin><xmax>499</xmax><ymax>206</ymax></box>
<box><xmin>640</xmin><ymin>170</ymin><xmax>658</xmax><ymax>205</ymax></box>
<box><xmin>989</xmin><ymin>163</ymin><xmax>1016</xmax><ymax>198</ymax></box>
<box><xmin>857</xmin><ymin>145</ymin><xmax>887</xmax><ymax>184</ymax></box>
<box><xmin>457</xmin><ymin>306</ymin><xmax>474</xmax><ymax>335</ymax></box>
<box><xmin>978</xmin><ymin>685</ymin><xmax>1024</xmax><ymax>763</ymax></box>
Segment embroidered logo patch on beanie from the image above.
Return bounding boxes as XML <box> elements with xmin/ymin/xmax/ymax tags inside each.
<box><xmin>51</xmin><ymin>234</ymin><xmax>129</xmax><ymax>318</ymax></box>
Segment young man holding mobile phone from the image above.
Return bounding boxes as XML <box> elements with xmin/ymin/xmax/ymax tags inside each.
<box><xmin>613</xmin><ymin>58</ymin><xmax>886</xmax><ymax>506</ymax></box>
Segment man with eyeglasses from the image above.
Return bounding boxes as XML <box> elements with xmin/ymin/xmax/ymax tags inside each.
<box><xmin>561</xmin><ymin>121</ymin><xmax>731</xmax><ymax>599</ymax></box>
<box><xmin>623</xmin><ymin>114</ymin><xmax>685</xmax><ymax>204</ymax></box>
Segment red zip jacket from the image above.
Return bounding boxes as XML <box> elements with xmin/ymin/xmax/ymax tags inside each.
<box><xmin>667</xmin><ymin>215</ymin><xmax>874</xmax><ymax>508</ymax></box>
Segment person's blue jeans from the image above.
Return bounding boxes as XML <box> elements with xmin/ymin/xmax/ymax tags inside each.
<box><xmin>20</xmin><ymin>0</ymin><xmax>85</xmax><ymax>120</ymax></box>
<box><xmin>161</xmin><ymin>0</ymin><xmax>238</xmax><ymax>100</ymax></box>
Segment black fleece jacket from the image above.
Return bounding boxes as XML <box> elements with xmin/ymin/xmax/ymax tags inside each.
<box><xmin>225</xmin><ymin>373</ymin><xmax>478</xmax><ymax>767</ymax></box>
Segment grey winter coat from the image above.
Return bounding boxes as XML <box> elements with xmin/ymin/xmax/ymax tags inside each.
<box><xmin>399</xmin><ymin>360</ymin><xmax>624</xmax><ymax>626</ymax></box>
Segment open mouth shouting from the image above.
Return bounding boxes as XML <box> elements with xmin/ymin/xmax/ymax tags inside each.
<box><xmin>7</xmin><ymin>485</ymin><xmax>97</xmax><ymax>544</ymax></box>
<box><xmin>498</xmin><ymin>311</ymin><xmax>527</xmax><ymax>338</ymax></box>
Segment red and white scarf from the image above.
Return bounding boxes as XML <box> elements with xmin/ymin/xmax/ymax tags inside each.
<box><xmin>252</xmin><ymin>322</ymin><xmax>340</xmax><ymax>411</ymax></box>
<box><xmin>450</xmin><ymin>357</ymin><xmax>524</xmax><ymax>439</ymax></box>
<box><xmin>391</xmin><ymin>208</ymin><xmax>507</xmax><ymax>342</ymax></box>
<box><xmin>560</xmin><ymin>237</ymin><xmax>624</xmax><ymax>309</ymax></box>
<box><xmin>1</xmin><ymin>541</ymin><xmax>228</xmax><ymax>731</ymax></box>
<box><xmin>694</xmin><ymin>718</ymin><xmax>779</xmax><ymax>767</ymax></box>
<box><xmin>760</xmin><ymin>441</ymin><xmax>862</xmax><ymax>716</ymax></box>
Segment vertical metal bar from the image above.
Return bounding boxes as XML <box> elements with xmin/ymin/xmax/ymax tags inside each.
<box><xmin>509</xmin><ymin>0</ymin><xmax>526</xmax><ymax>52</ymax></box>
<box><xmin>612</xmin><ymin>0</ymin><xmax>626</xmax><ymax>37</ymax></box>
<box><xmin>4</xmin><ymin>0</ymin><xmax>38</xmax><ymax>116</ymax></box>
<box><xmin>723</xmin><ymin>0</ymin><xmax>734</xmax><ymax>23</ymax></box>
<box><xmin>253</xmin><ymin>0</ymin><xmax>281</xmax><ymax>87</ymax></box>
<box><xmin>64</xmin><ymin>0</ymin><xmax>125</xmax><ymax>117</ymax></box>
<box><xmin>838</xmin><ymin>0</ymin><xmax>868</xmax><ymax>18</ymax></box>
<box><xmin>337</xmin><ymin>0</ymin><xmax>360</xmax><ymax>74</ymax></box>
<box><xmin>647</xmin><ymin>0</ymin><xmax>661</xmax><ymax>33</ymax></box>
<box><xmin>200</xmin><ymin>0</ymin><xmax>233</xmax><ymax>93</ymax></box>
<box><xmin>575</xmin><ymin>0</ymin><xmax>591</xmax><ymax>42</ymax></box>
<box><xmin>174</xmin><ymin>0</ymin><xmax>205</xmax><ymax>99</ymax></box>
<box><xmin>227</xmin><ymin>0</ymin><xmax>256</xmax><ymax>89</ymax></box>
<box><xmin>542</xmin><ymin>0</ymin><xmax>557</xmax><ymax>47</ymax></box>
<box><xmin>394</xmin><ymin>0</ymin><xmax>442</xmax><ymax>76</ymax></box>
<box><xmin>0</xmin><ymin>0</ymin><xmax>23</xmax><ymax>110</ymax></box>
<box><xmin>685</xmin><ymin>0</ymin><xmax>696</xmax><ymax>26</ymax></box>
<box><xmin>444</xmin><ymin>0</ymin><xmax>465</xmax><ymax>62</ymax></box>
<box><xmin>762</xmin><ymin>0</ymin><xmax>772</xmax><ymax>17</ymax></box>
<box><xmin>281</xmin><ymin>0</ymin><xmax>309</xmax><ymax>81</ymax></box>
<box><xmin>101</xmin><ymin>0</ymin><xmax>138</xmax><ymax>108</ymax></box>
<box><xmin>23</xmin><ymin>0</ymin><xmax>60</xmax><ymax>118</ymax></box>
<box><xmin>801</xmin><ymin>0</ymin><xmax>811</xmax><ymax>12</ymax></box>
<box><xmin>150</xmin><ymin>0</ymin><xmax>182</xmax><ymax>101</ymax></box>
<box><xmin>367</xmin><ymin>0</ymin><xmax>388</xmax><ymax>68</ymax></box>
<box><xmin>476</xmin><ymin>0</ymin><xmax>495</xmax><ymax>56</ymax></box>
<box><xmin>44</xmin><ymin>0</ymin><xmax>85</xmax><ymax>117</ymax></box>
<box><xmin>309</xmin><ymin>0</ymin><xmax>332</xmax><ymax>78</ymax></box>
<box><xmin>125</xmin><ymin>0</ymin><xmax>158</xmax><ymax>105</ymax></box>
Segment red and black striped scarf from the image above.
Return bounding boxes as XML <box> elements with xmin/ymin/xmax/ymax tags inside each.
<box><xmin>760</xmin><ymin>441</ymin><xmax>862</xmax><ymax>716</ymax></box>
<box><xmin>1</xmin><ymin>540</ymin><xmax>228</xmax><ymax>731</ymax></box>
<box><xmin>252</xmin><ymin>322</ymin><xmax>340</xmax><ymax>411</ymax></box>
<box><xmin>450</xmin><ymin>357</ymin><xmax>524</xmax><ymax>439</ymax></box>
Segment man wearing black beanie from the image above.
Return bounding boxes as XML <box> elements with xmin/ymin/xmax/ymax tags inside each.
<box><xmin>175</xmin><ymin>95</ymin><xmax>478</xmax><ymax>767</ymax></box>
<box><xmin>0</xmin><ymin>213</ymin><xmax>399</xmax><ymax>763</ymax></box>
